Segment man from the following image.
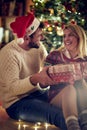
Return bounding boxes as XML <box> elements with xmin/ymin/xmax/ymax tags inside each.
<box><xmin>0</xmin><ymin>12</ymin><xmax>67</xmax><ymax>130</ymax></box>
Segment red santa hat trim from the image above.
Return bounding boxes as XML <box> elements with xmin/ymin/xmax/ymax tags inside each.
<box><xmin>10</xmin><ymin>12</ymin><xmax>40</xmax><ymax>38</ymax></box>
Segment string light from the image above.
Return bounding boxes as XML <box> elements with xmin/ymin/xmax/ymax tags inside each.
<box><xmin>23</xmin><ymin>124</ymin><xmax>28</xmax><ymax>130</ymax></box>
<box><xmin>18</xmin><ymin>123</ymin><xmax>22</xmax><ymax>130</ymax></box>
<box><xmin>44</xmin><ymin>123</ymin><xmax>49</xmax><ymax>130</ymax></box>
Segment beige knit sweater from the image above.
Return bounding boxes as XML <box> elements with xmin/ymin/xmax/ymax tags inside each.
<box><xmin>0</xmin><ymin>40</ymin><xmax>47</xmax><ymax>109</ymax></box>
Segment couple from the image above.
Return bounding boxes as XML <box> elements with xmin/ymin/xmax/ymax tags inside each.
<box><xmin>0</xmin><ymin>12</ymin><xmax>87</xmax><ymax>130</ymax></box>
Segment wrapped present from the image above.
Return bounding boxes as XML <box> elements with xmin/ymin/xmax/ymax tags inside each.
<box><xmin>80</xmin><ymin>62</ymin><xmax>87</xmax><ymax>79</ymax></box>
<box><xmin>48</xmin><ymin>63</ymin><xmax>83</xmax><ymax>84</ymax></box>
<box><xmin>72</xmin><ymin>63</ymin><xmax>83</xmax><ymax>80</ymax></box>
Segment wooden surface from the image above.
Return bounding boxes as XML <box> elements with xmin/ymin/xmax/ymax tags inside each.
<box><xmin>0</xmin><ymin>105</ymin><xmax>61</xmax><ymax>130</ymax></box>
<box><xmin>0</xmin><ymin>118</ymin><xmax>61</xmax><ymax>130</ymax></box>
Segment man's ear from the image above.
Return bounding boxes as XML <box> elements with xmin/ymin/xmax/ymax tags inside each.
<box><xmin>24</xmin><ymin>34</ymin><xmax>30</xmax><ymax>41</ymax></box>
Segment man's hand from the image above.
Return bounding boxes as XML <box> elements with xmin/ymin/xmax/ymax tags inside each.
<box><xmin>30</xmin><ymin>66</ymin><xmax>58</xmax><ymax>88</ymax></box>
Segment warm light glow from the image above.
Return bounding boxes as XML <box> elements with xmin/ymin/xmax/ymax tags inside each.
<box><xmin>23</xmin><ymin>124</ymin><xmax>28</xmax><ymax>130</ymax></box>
<box><xmin>32</xmin><ymin>122</ymin><xmax>42</xmax><ymax>130</ymax></box>
<box><xmin>34</xmin><ymin>124</ymin><xmax>38</xmax><ymax>130</ymax></box>
<box><xmin>82</xmin><ymin>19</ymin><xmax>85</xmax><ymax>22</ymax></box>
<box><xmin>57</xmin><ymin>27</ymin><xmax>63</xmax><ymax>36</ymax></box>
<box><xmin>36</xmin><ymin>122</ymin><xmax>41</xmax><ymax>125</ymax></box>
<box><xmin>18</xmin><ymin>124</ymin><xmax>21</xmax><ymax>130</ymax></box>
<box><xmin>18</xmin><ymin>119</ymin><xmax>21</xmax><ymax>122</ymax></box>
<box><xmin>44</xmin><ymin>123</ymin><xmax>49</xmax><ymax>130</ymax></box>
<box><xmin>5</xmin><ymin>29</ymin><xmax>9</xmax><ymax>43</ymax></box>
<box><xmin>0</xmin><ymin>27</ymin><xmax>4</xmax><ymax>43</ymax></box>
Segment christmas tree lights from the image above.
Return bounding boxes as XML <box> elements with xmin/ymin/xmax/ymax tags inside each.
<box><xmin>30</xmin><ymin>0</ymin><xmax>87</xmax><ymax>52</ymax></box>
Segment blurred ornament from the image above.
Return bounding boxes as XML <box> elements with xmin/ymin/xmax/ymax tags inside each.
<box><xmin>72</xmin><ymin>7</ymin><xmax>76</xmax><ymax>13</ymax></box>
<box><xmin>47</xmin><ymin>26</ymin><xmax>53</xmax><ymax>32</ymax></box>
<box><xmin>49</xmin><ymin>8</ymin><xmax>54</xmax><ymax>15</ymax></box>
<box><xmin>70</xmin><ymin>19</ymin><xmax>77</xmax><ymax>24</ymax></box>
<box><xmin>54</xmin><ymin>22</ymin><xmax>59</xmax><ymax>26</ymax></box>
<box><xmin>61</xmin><ymin>23</ymin><xmax>65</xmax><ymax>29</ymax></box>
<box><xmin>44</xmin><ymin>21</ymin><xmax>50</xmax><ymax>27</ymax></box>
<box><xmin>61</xmin><ymin>13</ymin><xmax>65</xmax><ymax>19</ymax></box>
<box><xmin>57</xmin><ymin>27</ymin><xmax>63</xmax><ymax>36</ymax></box>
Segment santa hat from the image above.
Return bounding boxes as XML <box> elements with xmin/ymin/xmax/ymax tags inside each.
<box><xmin>10</xmin><ymin>12</ymin><xmax>40</xmax><ymax>38</ymax></box>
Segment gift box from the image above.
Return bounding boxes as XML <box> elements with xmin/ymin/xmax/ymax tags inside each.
<box><xmin>48</xmin><ymin>63</ymin><xmax>83</xmax><ymax>84</ymax></box>
<box><xmin>80</xmin><ymin>62</ymin><xmax>87</xmax><ymax>79</ymax></box>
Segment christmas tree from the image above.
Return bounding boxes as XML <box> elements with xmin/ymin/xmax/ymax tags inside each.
<box><xmin>30</xmin><ymin>0</ymin><xmax>87</xmax><ymax>52</ymax></box>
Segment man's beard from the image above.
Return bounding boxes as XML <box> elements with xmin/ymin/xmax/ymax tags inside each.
<box><xmin>28</xmin><ymin>42</ymin><xmax>39</xmax><ymax>49</ymax></box>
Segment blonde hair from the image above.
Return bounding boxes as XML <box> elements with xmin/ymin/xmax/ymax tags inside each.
<box><xmin>59</xmin><ymin>24</ymin><xmax>87</xmax><ymax>59</ymax></box>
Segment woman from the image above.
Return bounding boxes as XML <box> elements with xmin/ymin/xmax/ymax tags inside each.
<box><xmin>45</xmin><ymin>24</ymin><xmax>87</xmax><ymax>130</ymax></box>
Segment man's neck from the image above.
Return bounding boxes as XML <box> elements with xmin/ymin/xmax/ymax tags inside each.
<box><xmin>18</xmin><ymin>43</ymin><xmax>30</xmax><ymax>51</ymax></box>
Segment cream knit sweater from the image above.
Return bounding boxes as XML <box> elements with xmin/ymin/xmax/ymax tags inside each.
<box><xmin>0</xmin><ymin>40</ymin><xmax>47</xmax><ymax>109</ymax></box>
